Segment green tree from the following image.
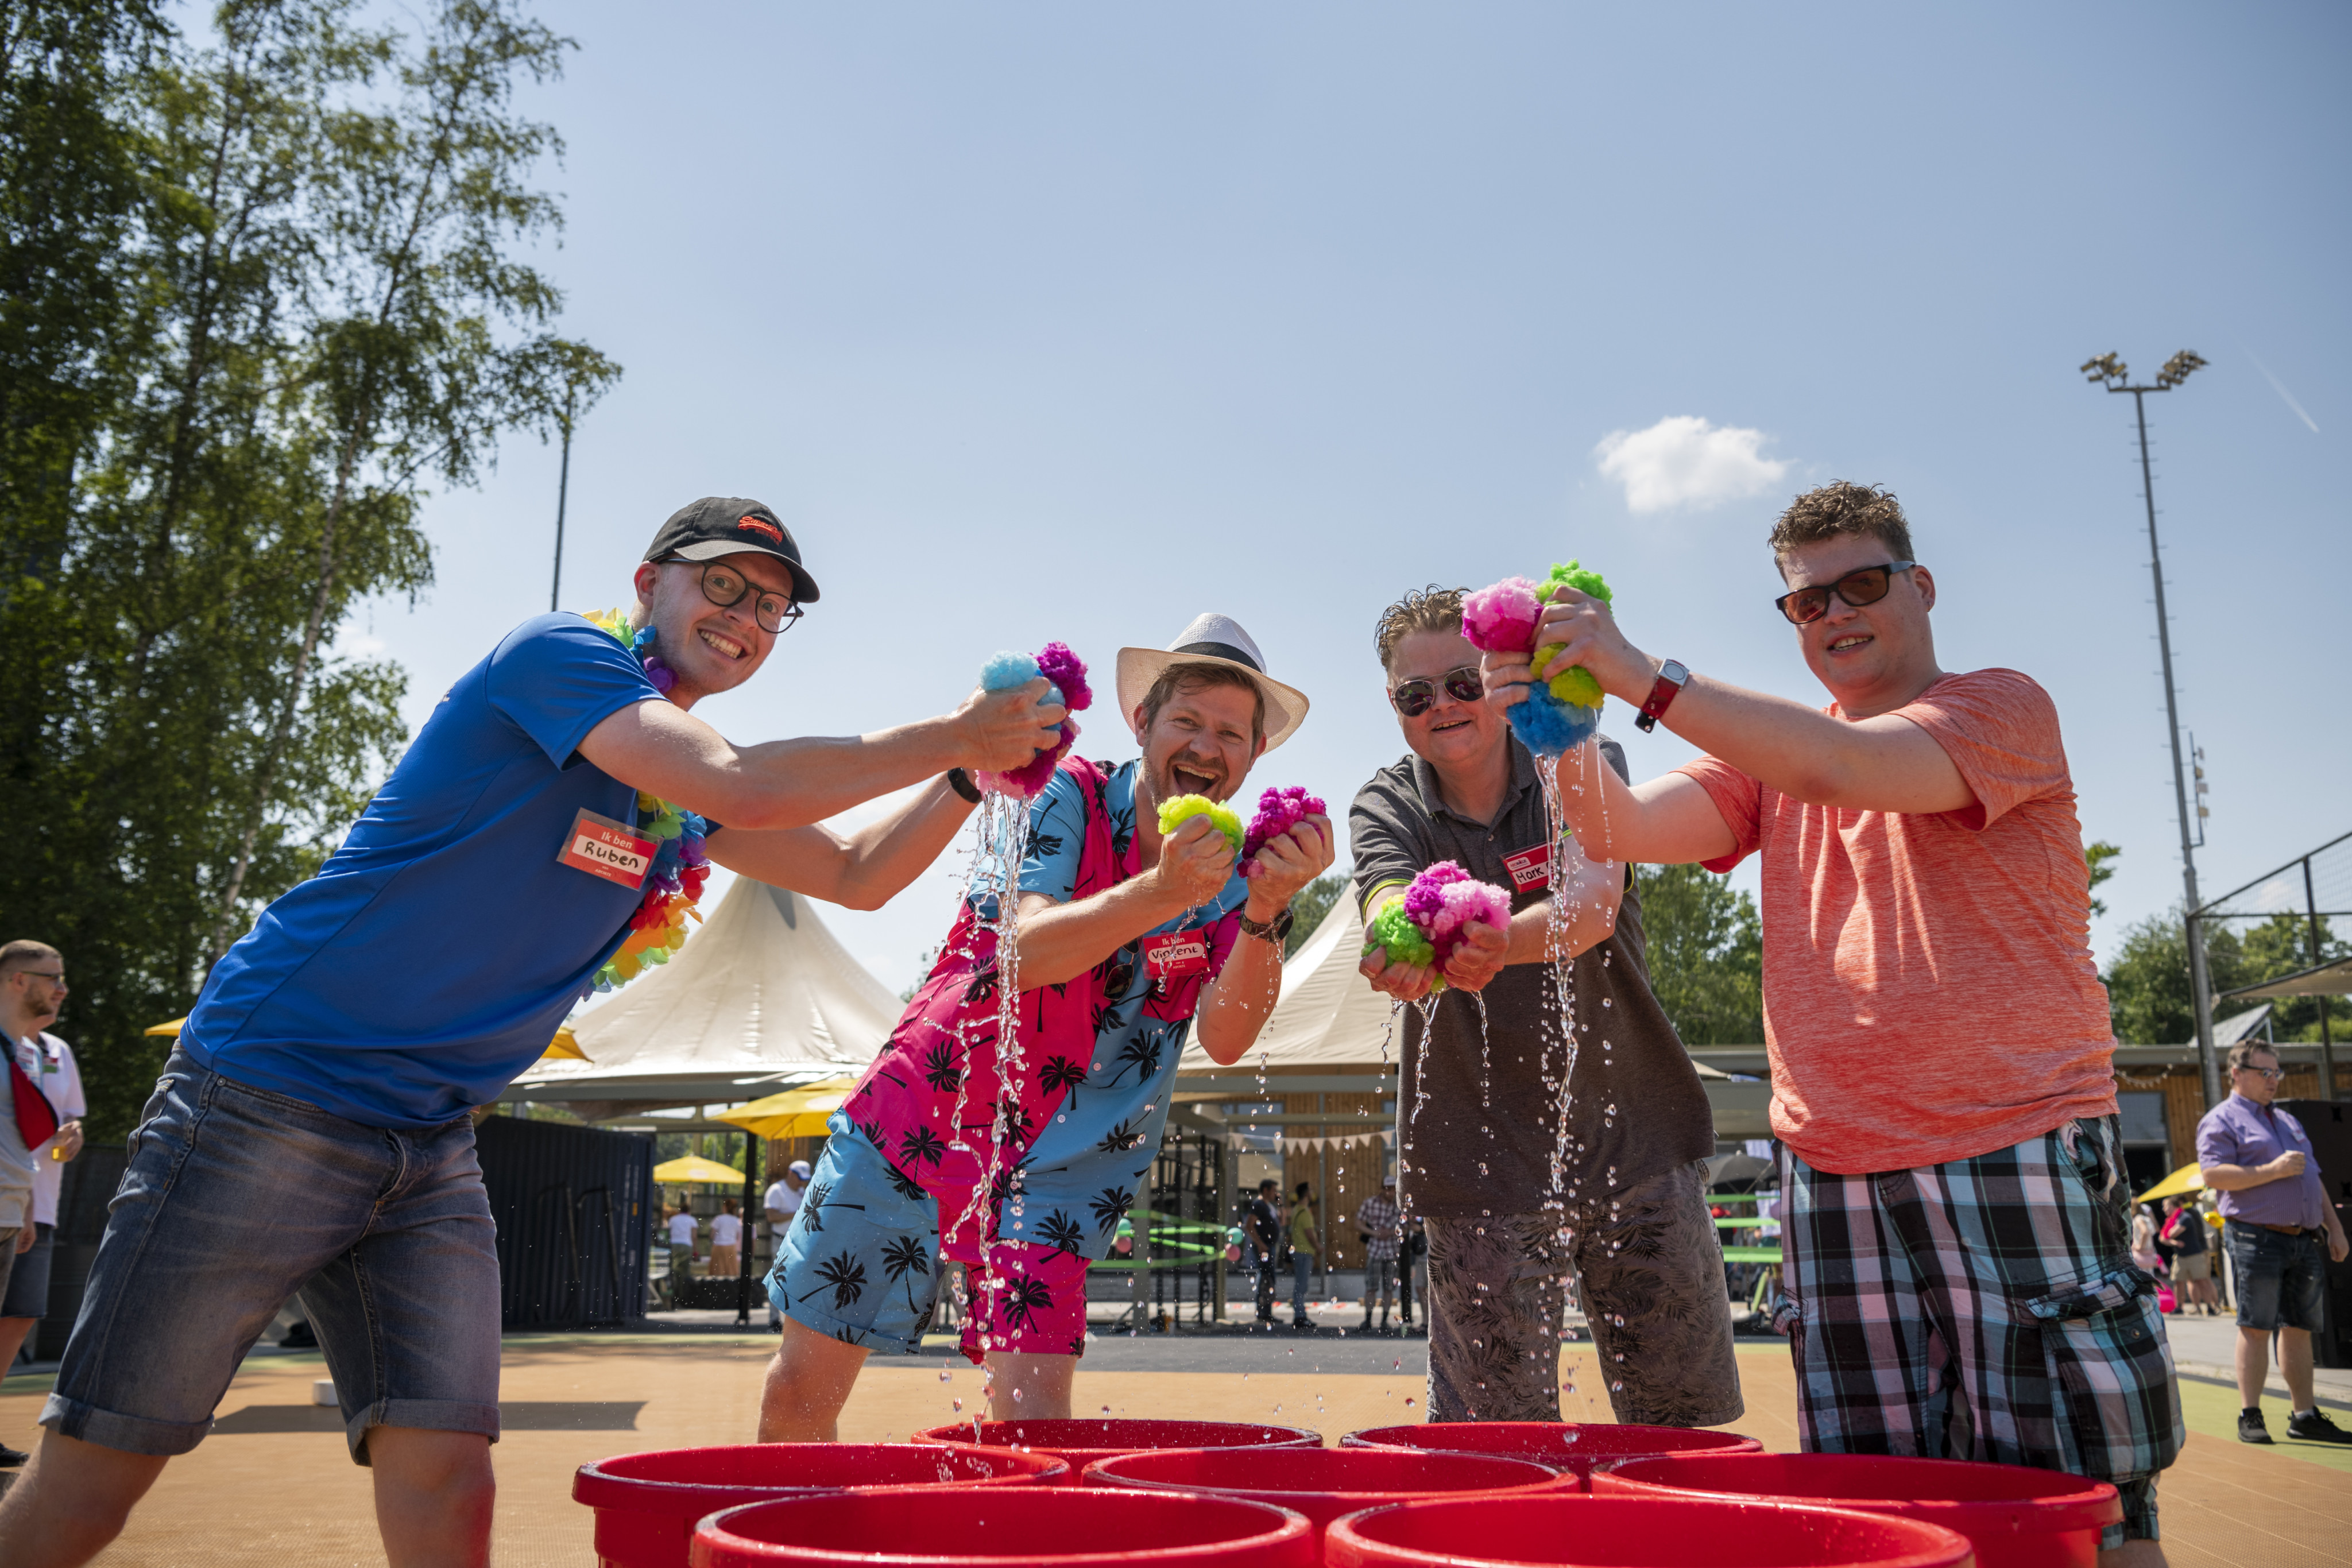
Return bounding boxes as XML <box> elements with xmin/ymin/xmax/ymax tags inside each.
<box><xmin>2086</xmin><ymin>840</ymin><xmax>2121</xmax><ymax>918</ymax></box>
<box><xmin>1284</xmin><ymin>869</ymin><xmax>1351</xmax><ymax>961</ymax></box>
<box><xmin>0</xmin><ymin>0</ymin><xmax>613</xmax><ymax>1135</ymax></box>
<box><xmin>1630</xmin><ymin>862</ymin><xmax>1763</xmax><ymax>1045</ymax></box>
<box><xmin>2103</xmin><ymin>908</ymin><xmax>2344</xmax><ymax>1045</ymax></box>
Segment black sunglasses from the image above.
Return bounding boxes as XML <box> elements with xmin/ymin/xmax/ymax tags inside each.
<box><xmin>1389</xmin><ymin>665</ymin><xmax>1483</xmax><ymax>717</ymax></box>
<box><xmin>666</xmin><ymin>557</ymin><xmax>804</xmax><ymax>635</ymax></box>
<box><xmin>1775</xmin><ymin>562</ymin><xmax>1917</xmax><ymax>626</ymax></box>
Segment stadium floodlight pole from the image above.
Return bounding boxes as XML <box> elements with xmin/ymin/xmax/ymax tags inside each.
<box><xmin>2080</xmin><ymin>350</ymin><xmax>2219</xmax><ymax>1106</ymax></box>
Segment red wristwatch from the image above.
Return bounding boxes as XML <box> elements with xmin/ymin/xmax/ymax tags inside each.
<box><xmin>1634</xmin><ymin>660</ymin><xmax>1689</xmax><ymax>733</ymax></box>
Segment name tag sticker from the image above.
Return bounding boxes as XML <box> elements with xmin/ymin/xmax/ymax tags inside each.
<box><xmin>559</xmin><ymin>808</ymin><xmax>656</xmax><ymax>889</ymax></box>
<box><xmin>1142</xmin><ymin>930</ymin><xmax>1210</xmax><ymax>977</ymax></box>
<box><xmin>1502</xmin><ymin>843</ymin><xmax>1553</xmax><ymax>892</ymax></box>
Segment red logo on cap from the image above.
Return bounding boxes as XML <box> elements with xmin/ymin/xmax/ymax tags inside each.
<box><xmin>737</xmin><ymin>515</ymin><xmax>783</xmax><ymax>543</ymax></box>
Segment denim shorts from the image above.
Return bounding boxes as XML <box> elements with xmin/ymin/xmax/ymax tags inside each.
<box><xmin>41</xmin><ymin>1052</ymin><xmax>501</xmax><ymax>1464</ymax></box>
<box><xmin>2224</xmin><ymin>1221</ymin><xmax>2327</xmax><ymax>1333</ymax></box>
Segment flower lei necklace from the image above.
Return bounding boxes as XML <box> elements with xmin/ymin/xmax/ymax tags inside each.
<box><xmin>583</xmin><ymin>609</ymin><xmax>711</xmax><ymax>991</ymax></box>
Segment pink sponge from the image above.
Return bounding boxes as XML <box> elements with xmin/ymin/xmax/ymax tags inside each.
<box><xmin>1461</xmin><ymin>577</ymin><xmax>1544</xmax><ymax>653</ymax></box>
<box><xmin>1401</xmin><ymin>860</ymin><xmax>1511</xmax><ymax>967</ymax></box>
<box><xmin>1240</xmin><ymin>785</ymin><xmax>1326</xmax><ymax>876</ymax></box>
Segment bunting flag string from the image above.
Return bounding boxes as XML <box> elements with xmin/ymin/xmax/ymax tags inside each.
<box><xmin>1277</xmin><ymin>1128</ymin><xmax>1398</xmax><ymax>1156</ymax></box>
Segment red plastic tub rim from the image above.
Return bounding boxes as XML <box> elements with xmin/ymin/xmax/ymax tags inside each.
<box><xmin>909</xmin><ymin>1416</ymin><xmax>1321</xmax><ymax>1472</ymax></box>
<box><xmin>1593</xmin><ymin>1451</ymin><xmax>2122</xmax><ymax>1538</ymax></box>
<box><xmin>1083</xmin><ymin>1445</ymin><xmax>1565</xmax><ymax>1522</ymax></box>
<box><xmin>688</xmin><ymin>1484</ymin><xmax>1317</xmax><ymax>1567</ymax></box>
<box><xmin>1339</xmin><ymin>1422</ymin><xmax>1763</xmax><ymax>1475</ymax></box>
<box><xmin>572</xmin><ymin>1440</ymin><xmax>1065</xmax><ymax>1516</ymax></box>
<box><xmin>1322</xmin><ymin>1493</ymin><xmax>1975</xmax><ymax>1568</ymax></box>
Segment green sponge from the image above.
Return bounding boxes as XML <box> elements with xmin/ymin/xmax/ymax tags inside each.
<box><xmin>1156</xmin><ymin>794</ymin><xmax>1244</xmax><ymax>855</ymax></box>
<box><xmin>1365</xmin><ymin>898</ymin><xmax>1439</xmax><ymax>981</ymax></box>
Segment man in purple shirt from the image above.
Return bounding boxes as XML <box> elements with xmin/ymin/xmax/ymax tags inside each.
<box><xmin>2195</xmin><ymin>1040</ymin><xmax>2352</xmax><ymax>1446</ymax></box>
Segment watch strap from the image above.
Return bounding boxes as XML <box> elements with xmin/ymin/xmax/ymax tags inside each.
<box><xmin>1634</xmin><ymin>661</ymin><xmax>1689</xmax><ymax>734</ymax></box>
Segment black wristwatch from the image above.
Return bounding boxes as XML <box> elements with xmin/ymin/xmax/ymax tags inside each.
<box><xmin>946</xmin><ymin>767</ymin><xmax>982</xmax><ymax>804</ymax></box>
<box><xmin>1237</xmin><ymin>905</ymin><xmax>1294</xmax><ymax>946</ymax></box>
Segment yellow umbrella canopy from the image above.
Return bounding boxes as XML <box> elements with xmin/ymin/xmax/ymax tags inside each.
<box><xmin>145</xmin><ymin>1017</ymin><xmax>186</xmax><ymax>1036</ymax></box>
<box><xmin>2136</xmin><ymin>1162</ymin><xmax>2206</xmax><ymax>1203</ymax></box>
<box><xmin>652</xmin><ymin>1153</ymin><xmax>753</xmax><ymax>1185</ymax></box>
<box><xmin>714</xmin><ymin>1077</ymin><xmax>859</xmax><ymax>1141</ymax></box>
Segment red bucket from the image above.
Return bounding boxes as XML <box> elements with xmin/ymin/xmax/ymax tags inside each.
<box><xmin>911</xmin><ymin>1417</ymin><xmax>1320</xmax><ymax>1479</ymax></box>
<box><xmin>1084</xmin><ymin>1446</ymin><xmax>1565</xmax><ymax>1541</ymax></box>
<box><xmin>1340</xmin><ymin>1422</ymin><xmax>1763</xmax><ymax>1489</ymax></box>
<box><xmin>1596</xmin><ymin>1453</ymin><xmax>2118</xmax><ymax>1568</ymax></box>
<box><xmin>1325</xmin><ymin>1494</ymin><xmax>1975</xmax><ymax>1567</ymax></box>
<box><xmin>573</xmin><ymin>1442</ymin><xmax>1065</xmax><ymax>1568</ymax></box>
<box><xmin>690</xmin><ymin>1484</ymin><xmax>1316</xmax><ymax>1567</ymax></box>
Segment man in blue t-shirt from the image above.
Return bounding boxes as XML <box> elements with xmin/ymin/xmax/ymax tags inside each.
<box><xmin>0</xmin><ymin>498</ymin><xmax>1068</xmax><ymax>1567</ymax></box>
<box><xmin>759</xmin><ymin>614</ymin><xmax>1335</xmax><ymax>1441</ymax></box>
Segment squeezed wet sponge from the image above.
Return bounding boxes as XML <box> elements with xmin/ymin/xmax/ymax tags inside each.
<box><xmin>1239</xmin><ymin>785</ymin><xmax>1326</xmax><ymax>877</ymax></box>
<box><xmin>975</xmin><ymin>642</ymin><xmax>1092</xmax><ymax>798</ymax></box>
<box><xmin>1158</xmin><ymin>795</ymin><xmax>1244</xmax><ymax>855</ymax></box>
<box><xmin>1461</xmin><ymin>560</ymin><xmax>1613</xmax><ymax>757</ymax></box>
<box><xmin>1365</xmin><ymin>860</ymin><xmax>1512</xmax><ymax>989</ymax></box>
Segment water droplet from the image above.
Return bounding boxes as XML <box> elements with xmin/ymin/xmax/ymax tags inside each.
<box><xmin>952</xmin><ymin>1398</ymin><xmax>963</xmax><ymax>1411</ymax></box>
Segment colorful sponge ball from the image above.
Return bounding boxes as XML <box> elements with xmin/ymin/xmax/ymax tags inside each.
<box><xmin>1239</xmin><ymin>785</ymin><xmax>1326</xmax><ymax>876</ymax></box>
<box><xmin>975</xmin><ymin>642</ymin><xmax>1092</xmax><ymax>799</ymax></box>
<box><xmin>1460</xmin><ymin>560</ymin><xmax>1614</xmax><ymax>758</ymax></box>
<box><xmin>1365</xmin><ymin>861</ymin><xmax>1512</xmax><ymax>990</ymax></box>
<box><xmin>1158</xmin><ymin>794</ymin><xmax>1244</xmax><ymax>855</ymax></box>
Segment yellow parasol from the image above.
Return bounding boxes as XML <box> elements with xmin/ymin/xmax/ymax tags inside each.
<box><xmin>145</xmin><ymin>1017</ymin><xmax>185</xmax><ymax>1036</ymax></box>
<box><xmin>652</xmin><ymin>1153</ymin><xmax>753</xmax><ymax>1185</ymax></box>
<box><xmin>714</xmin><ymin>1077</ymin><xmax>860</xmax><ymax>1141</ymax></box>
<box><xmin>2136</xmin><ymin>1163</ymin><xmax>2206</xmax><ymax>1203</ymax></box>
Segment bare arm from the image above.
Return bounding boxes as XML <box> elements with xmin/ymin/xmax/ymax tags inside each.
<box><xmin>1196</xmin><ymin>817</ymin><xmax>1337</xmax><ymax>1064</ymax></box>
<box><xmin>1478</xmin><ymin>587</ymin><xmax>1974</xmax><ymax>855</ymax></box>
<box><xmin>576</xmin><ymin>682</ymin><xmax>1066</xmax><ymax>832</ymax></box>
<box><xmin>1007</xmin><ymin>816</ymin><xmax>1235</xmax><ymax>989</ymax></box>
<box><xmin>2200</xmin><ymin>1151</ymin><xmax>2306</xmax><ymax>1192</ymax></box>
<box><xmin>705</xmin><ymin>777</ymin><xmax>974</xmax><ymax>911</ymax></box>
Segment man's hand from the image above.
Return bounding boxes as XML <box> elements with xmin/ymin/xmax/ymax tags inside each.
<box><xmin>1244</xmin><ymin>814</ymin><xmax>1336</xmax><ymax>917</ymax></box>
<box><xmin>954</xmin><ymin>679</ymin><xmax>1067</xmax><ymax>774</ymax></box>
<box><xmin>2331</xmin><ymin>1227</ymin><xmax>2350</xmax><ymax>1267</ymax></box>
<box><xmin>53</xmin><ymin>1119</ymin><xmax>82</xmax><ymax>1162</ymax></box>
<box><xmin>1152</xmin><ymin>815</ymin><xmax>1238</xmax><ymax>909</ymax></box>
<box><xmin>1481</xmin><ymin>585</ymin><xmax>1658</xmax><ymax>716</ymax></box>
<box><xmin>13</xmin><ymin>1226</ymin><xmax>30</xmax><ymax>1255</ymax></box>
<box><xmin>2264</xmin><ymin>1149</ymin><xmax>2309</xmax><ymax>1182</ymax></box>
<box><xmin>1359</xmin><ymin>934</ymin><xmax>1438</xmax><ymax>1004</ymax></box>
<box><xmin>1440</xmin><ymin>919</ymin><xmax>1508</xmax><ymax>993</ymax></box>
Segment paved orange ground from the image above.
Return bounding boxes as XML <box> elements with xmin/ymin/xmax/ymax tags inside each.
<box><xmin>0</xmin><ymin>1337</ymin><xmax>2343</xmax><ymax>1565</ymax></box>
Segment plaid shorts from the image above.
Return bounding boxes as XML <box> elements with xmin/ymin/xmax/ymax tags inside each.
<box><xmin>1782</xmin><ymin>1116</ymin><xmax>2181</xmax><ymax>1547</ymax></box>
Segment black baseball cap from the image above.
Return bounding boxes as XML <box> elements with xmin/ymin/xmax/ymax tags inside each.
<box><xmin>643</xmin><ymin>497</ymin><xmax>820</xmax><ymax>605</ymax></box>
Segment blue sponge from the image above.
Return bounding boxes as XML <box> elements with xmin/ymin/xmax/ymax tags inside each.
<box><xmin>1508</xmin><ymin>692</ymin><xmax>1601</xmax><ymax>757</ymax></box>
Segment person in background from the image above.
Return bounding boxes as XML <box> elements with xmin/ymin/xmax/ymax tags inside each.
<box><xmin>2196</xmin><ymin>1040</ymin><xmax>2352</xmax><ymax>1446</ymax></box>
<box><xmin>2163</xmin><ymin>1195</ymin><xmax>2215</xmax><ymax>1317</ymax></box>
<box><xmin>710</xmin><ymin>1198</ymin><xmax>743</xmax><ymax>1279</ymax></box>
<box><xmin>1399</xmin><ymin>1214</ymin><xmax>1428</xmax><ymax>1335</ymax></box>
<box><xmin>665</xmin><ymin>1202</ymin><xmax>699</xmax><ymax>1307</ymax></box>
<box><xmin>1355</xmin><ymin>1176</ymin><xmax>1402</xmax><ymax>1334</ymax></box>
<box><xmin>1286</xmin><ymin>1182</ymin><xmax>1320</xmax><ymax>1330</ymax></box>
<box><xmin>0</xmin><ymin>941</ymin><xmax>70</xmax><ymax>1459</ymax></box>
<box><xmin>2129</xmin><ymin>1205</ymin><xmax>2162</xmax><ymax>1278</ymax></box>
<box><xmin>1245</xmin><ymin>1179</ymin><xmax>1283</xmax><ymax>1327</ymax></box>
<box><xmin>763</xmin><ymin>1160</ymin><xmax>812</xmax><ymax>1330</ymax></box>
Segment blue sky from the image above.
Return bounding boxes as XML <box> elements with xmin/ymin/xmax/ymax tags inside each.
<box><xmin>342</xmin><ymin>2</ymin><xmax>2351</xmax><ymax>998</ymax></box>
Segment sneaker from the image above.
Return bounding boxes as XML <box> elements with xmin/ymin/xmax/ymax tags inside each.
<box><xmin>0</xmin><ymin>1444</ymin><xmax>26</xmax><ymax>1469</ymax></box>
<box><xmin>2286</xmin><ymin>1408</ymin><xmax>2352</xmax><ymax>1445</ymax></box>
<box><xmin>2238</xmin><ymin>1409</ymin><xmax>2273</xmax><ymax>1445</ymax></box>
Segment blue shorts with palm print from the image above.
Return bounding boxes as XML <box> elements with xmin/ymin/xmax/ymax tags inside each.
<box><xmin>770</xmin><ymin>1115</ymin><xmax>1089</xmax><ymax>1362</ymax></box>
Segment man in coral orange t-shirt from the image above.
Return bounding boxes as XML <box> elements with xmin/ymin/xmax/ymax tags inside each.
<box><xmin>1482</xmin><ymin>482</ymin><xmax>2181</xmax><ymax>1566</ymax></box>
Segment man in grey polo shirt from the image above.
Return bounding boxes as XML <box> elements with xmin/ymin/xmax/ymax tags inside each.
<box><xmin>2196</xmin><ymin>1039</ymin><xmax>2352</xmax><ymax>1446</ymax></box>
<box><xmin>1349</xmin><ymin>587</ymin><xmax>1739</xmax><ymax>1426</ymax></box>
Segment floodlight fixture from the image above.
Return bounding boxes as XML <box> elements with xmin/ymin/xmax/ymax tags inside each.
<box><xmin>2156</xmin><ymin>350</ymin><xmax>2208</xmax><ymax>389</ymax></box>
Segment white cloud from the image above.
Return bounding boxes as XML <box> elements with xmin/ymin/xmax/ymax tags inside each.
<box><xmin>1593</xmin><ymin>416</ymin><xmax>1790</xmax><ymax>514</ymax></box>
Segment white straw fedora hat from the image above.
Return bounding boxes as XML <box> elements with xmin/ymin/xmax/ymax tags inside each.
<box><xmin>1115</xmin><ymin>613</ymin><xmax>1310</xmax><ymax>753</ymax></box>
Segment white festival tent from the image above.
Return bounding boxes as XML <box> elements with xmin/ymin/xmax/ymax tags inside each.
<box><xmin>502</xmin><ymin>875</ymin><xmax>900</xmax><ymax>1117</ymax></box>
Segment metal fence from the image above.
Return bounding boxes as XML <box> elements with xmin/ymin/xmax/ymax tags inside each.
<box><xmin>2194</xmin><ymin>826</ymin><xmax>2351</xmax><ymax>1098</ymax></box>
<box><xmin>476</xmin><ymin>1114</ymin><xmax>655</xmax><ymax>1329</ymax></box>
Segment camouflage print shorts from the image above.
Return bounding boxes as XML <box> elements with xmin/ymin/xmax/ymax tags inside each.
<box><xmin>1424</xmin><ymin>1158</ymin><xmax>1743</xmax><ymax>1427</ymax></box>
